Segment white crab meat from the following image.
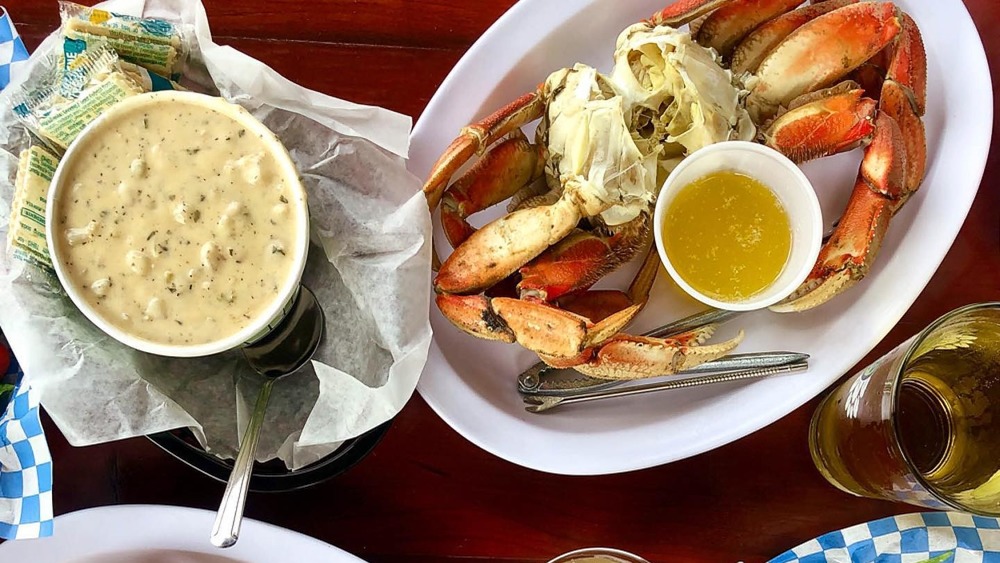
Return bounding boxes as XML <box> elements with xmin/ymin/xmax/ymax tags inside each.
<box><xmin>612</xmin><ymin>23</ymin><xmax>756</xmax><ymax>170</ymax></box>
<box><xmin>543</xmin><ymin>64</ymin><xmax>658</xmax><ymax>227</ymax></box>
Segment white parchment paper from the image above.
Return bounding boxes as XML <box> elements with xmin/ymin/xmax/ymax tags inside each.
<box><xmin>0</xmin><ymin>0</ymin><xmax>433</xmax><ymax>469</ymax></box>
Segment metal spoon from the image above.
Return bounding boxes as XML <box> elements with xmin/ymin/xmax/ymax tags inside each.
<box><xmin>210</xmin><ymin>285</ymin><xmax>325</xmax><ymax>548</ymax></box>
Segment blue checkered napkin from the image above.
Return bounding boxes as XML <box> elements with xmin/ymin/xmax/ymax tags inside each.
<box><xmin>0</xmin><ymin>9</ymin><xmax>51</xmax><ymax>541</ymax></box>
<box><xmin>769</xmin><ymin>512</ymin><xmax>1000</xmax><ymax>563</ymax></box>
<box><xmin>0</xmin><ymin>8</ymin><xmax>29</xmax><ymax>90</ymax></box>
<box><xmin>0</xmin><ymin>337</ymin><xmax>53</xmax><ymax>540</ymax></box>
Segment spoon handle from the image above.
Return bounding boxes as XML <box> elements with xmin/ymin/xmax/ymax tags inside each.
<box><xmin>211</xmin><ymin>378</ymin><xmax>275</xmax><ymax>548</ymax></box>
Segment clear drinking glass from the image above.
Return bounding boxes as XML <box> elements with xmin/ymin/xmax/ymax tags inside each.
<box><xmin>810</xmin><ymin>302</ymin><xmax>1000</xmax><ymax>515</ymax></box>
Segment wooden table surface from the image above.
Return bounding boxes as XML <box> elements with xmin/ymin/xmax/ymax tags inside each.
<box><xmin>4</xmin><ymin>1</ymin><xmax>999</xmax><ymax>561</ymax></box>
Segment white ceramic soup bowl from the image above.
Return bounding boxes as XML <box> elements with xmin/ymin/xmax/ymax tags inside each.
<box><xmin>46</xmin><ymin>91</ymin><xmax>310</xmax><ymax>357</ymax></box>
<box><xmin>653</xmin><ymin>141</ymin><xmax>822</xmax><ymax>312</ymax></box>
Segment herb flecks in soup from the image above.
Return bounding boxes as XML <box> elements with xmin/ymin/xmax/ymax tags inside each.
<box><xmin>56</xmin><ymin>98</ymin><xmax>304</xmax><ymax>346</ymax></box>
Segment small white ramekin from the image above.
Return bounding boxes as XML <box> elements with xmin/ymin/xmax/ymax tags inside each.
<box><xmin>46</xmin><ymin>91</ymin><xmax>310</xmax><ymax>358</ymax></box>
<box><xmin>653</xmin><ymin>141</ymin><xmax>822</xmax><ymax>311</ymax></box>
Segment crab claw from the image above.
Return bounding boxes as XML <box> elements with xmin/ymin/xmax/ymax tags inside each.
<box><xmin>440</xmin><ymin>131</ymin><xmax>543</xmax><ymax>248</ymax></box>
<box><xmin>435</xmin><ymin>294</ymin><xmax>516</xmax><ymax>343</ymax></box>
<box><xmin>731</xmin><ymin>0</ymin><xmax>859</xmax><ymax>75</ymax></box>
<box><xmin>762</xmin><ymin>82</ymin><xmax>878</xmax><ymax>163</ymax></box>
<box><xmin>747</xmin><ymin>2</ymin><xmax>902</xmax><ymax>122</ymax></box>
<box><xmin>648</xmin><ymin>0</ymin><xmax>736</xmax><ymax>28</ymax></box>
<box><xmin>435</xmin><ymin>192</ymin><xmax>585</xmax><ymax>295</ymax></box>
<box><xmin>571</xmin><ymin>329</ymin><xmax>746</xmax><ymax>380</ymax></box>
<box><xmin>435</xmin><ymin>290</ymin><xmax>646</xmax><ymax>359</ymax></box>
<box><xmin>883</xmin><ymin>13</ymin><xmax>927</xmax><ymax>116</ymax></box>
<box><xmin>695</xmin><ymin>0</ymin><xmax>803</xmax><ymax>59</ymax></box>
<box><xmin>423</xmin><ymin>91</ymin><xmax>545</xmax><ymax>212</ymax></box>
<box><xmin>771</xmin><ymin>112</ymin><xmax>907</xmax><ymax>313</ymax></box>
<box><xmin>518</xmin><ymin>216</ymin><xmax>648</xmax><ymax>302</ymax></box>
<box><xmin>879</xmin><ymin>12</ymin><xmax>927</xmax><ymax>194</ymax></box>
<box><xmin>880</xmin><ymin>81</ymin><xmax>926</xmax><ymax>196</ymax></box>
<box><xmin>438</xmin><ymin>242</ymin><xmax>671</xmax><ymax>374</ymax></box>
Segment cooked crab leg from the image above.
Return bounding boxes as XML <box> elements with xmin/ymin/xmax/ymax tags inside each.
<box><xmin>556</xmin><ymin>291</ymin><xmax>637</xmax><ymax>326</ymax></box>
<box><xmin>435</xmin><ymin>242</ymin><xmax>657</xmax><ymax>360</ymax></box>
<box><xmin>849</xmin><ymin>62</ymin><xmax>886</xmax><ymax>100</ymax></box>
<box><xmin>572</xmin><ymin>329</ymin><xmax>746</xmax><ymax>380</ymax></box>
<box><xmin>770</xmin><ymin>111</ymin><xmax>907</xmax><ymax>313</ymax></box>
<box><xmin>423</xmin><ymin>90</ymin><xmax>545</xmax><ymax>211</ymax></box>
<box><xmin>490</xmin><ymin>297</ymin><xmax>647</xmax><ymax>359</ymax></box>
<box><xmin>489</xmin><ymin>253</ymin><xmax>744</xmax><ymax>380</ymax></box>
<box><xmin>769</xmin><ymin>7</ymin><xmax>926</xmax><ymax>312</ymax></box>
<box><xmin>421</xmin><ymin>0</ymin><xmax>930</xmax><ymax>380</ymax></box>
<box><xmin>884</xmin><ymin>14</ymin><xmax>926</xmax><ymax>115</ymax></box>
<box><xmin>512</xmin><ymin>240</ymin><xmax>742</xmax><ymax>380</ymax></box>
<box><xmin>435</xmin><ymin>290</ymin><xmax>648</xmax><ymax>359</ymax></box>
<box><xmin>435</xmin><ymin>191</ymin><xmax>591</xmax><ymax>294</ymax></box>
<box><xmin>747</xmin><ymin>2</ymin><xmax>902</xmax><ymax>122</ymax></box>
<box><xmin>648</xmin><ymin>0</ymin><xmax>738</xmax><ymax>27</ymax></box>
<box><xmin>695</xmin><ymin>0</ymin><xmax>804</xmax><ymax>59</ymax></box>
<box><xmin>445</xmin><ymin>222</ymin><xmax>650</xmax><ymax>348</ymax></box>
<box><xmin>519</xmin><ymin>246</ymin><xmax>658</xmax><ymax>369</ymax></box>
<box><xmin>440</xmin><ymin>130</ymin><xmax>544</xmax><ymax>247</ymax></box>
<box><xmin>878</xmin><ymin>12</ymin><xmax>927</xmax><ymax>193</ymax></box>
<box><xmin>518</xmin><ymin>217</ymin><xmax>648</xmax><ymax>302</ymax></box>
<box><xmin>730</xmin><ymin>0</ymin><xmax>858</xmax><ymax>75</ymax></box>
<box><xmin>762</xmin><ymin>82</ymin><xmax>877</xmax><ymax>163</ymax></box>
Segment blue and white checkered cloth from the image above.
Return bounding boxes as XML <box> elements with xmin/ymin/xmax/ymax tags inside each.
<box><xmin>0</xmin><ymin>338</ymin><xmax>53</xmax><ymax>540</ymax></box>
<box><xmin>0</xmin><ymin>6</ymin><xmax>53</xmax><ymax>541</ymax></box>
<box><xmin>0</xmin><ymin>8</ymin><xmax>29</xmax><ymax>90</ymax></box>
<box><xmin>770</xmin><ymin>512</ymin><xmax>1000</xmax><ymax>563</ymax></box>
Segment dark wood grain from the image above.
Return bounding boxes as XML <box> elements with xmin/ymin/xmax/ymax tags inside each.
<box><xmin>8</xmin><ymin>1</ymin><xmax>515</xmax><ymax>48</ymax></box>
<box><xmin>2</xmin><ymin>1</ymin><xmax>998</xmax><ymax>562</ymax></box>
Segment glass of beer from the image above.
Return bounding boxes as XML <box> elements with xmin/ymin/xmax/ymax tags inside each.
<box><xmin>810</xmin><ymin>302</ymin><xmax>1000</xmax><ymax>515</ymax></box>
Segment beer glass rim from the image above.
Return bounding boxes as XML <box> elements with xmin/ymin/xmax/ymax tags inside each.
<box><xmin>888</xmin><ymin>301</ymin><xmax>1000</xmax><ymax>515</ymax></box>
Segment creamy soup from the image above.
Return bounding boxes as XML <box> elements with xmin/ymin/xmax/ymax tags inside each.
<box><xmin>54</xmin><ymin>95</ymin><xmax>306</xmax><ymax>347</ymax></box>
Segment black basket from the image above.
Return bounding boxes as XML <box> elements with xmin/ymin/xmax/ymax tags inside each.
<box><xmin>146</xmin><ymin>421</ymin><xmax>392</xmax><ymax>492</ymax></box>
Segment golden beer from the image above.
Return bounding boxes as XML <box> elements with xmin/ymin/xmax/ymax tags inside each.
<box><xmin>810</xmin><ymin>303</ymin><xmax>1000</xmax><ymax>514</ymax></box>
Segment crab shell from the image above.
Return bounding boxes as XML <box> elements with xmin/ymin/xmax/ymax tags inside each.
<box><xmin>422</xmin><ymin>0</ymin><xmax>927</xmax><ymax>380</ymax></box>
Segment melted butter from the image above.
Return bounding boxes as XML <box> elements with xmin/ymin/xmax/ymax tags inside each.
<box><xmin>663</xmin><ymin>171</ymin><xmax>791</xmax><ymax>302</ymax></box>
<box><xmin>55</xmin><ymin>98</ymin><xmax>305</xmax><ymax>347</ymax></box>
